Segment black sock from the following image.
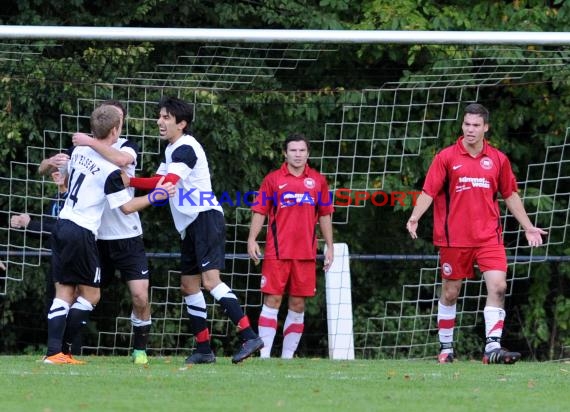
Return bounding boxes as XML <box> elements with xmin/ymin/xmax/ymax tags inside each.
<box><xmin>133</xmin><ymin>324</ymin><xmax>151</xmax><ymax>351</ymax></box>
<box><xmin>46</xmin><ymin>314</ymin><xmax>67</xmax><ymax>356</ymax></box>
<box><xmin>62</xmin><ymin>308</ymin><xmax>91</xmax><ymax>355</ymax></box>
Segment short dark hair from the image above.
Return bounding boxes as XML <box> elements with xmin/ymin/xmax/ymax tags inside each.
<box><xmin>464</xmin><ymin>103</ymin><xmax>489</xmax><ymax>124</ymax></box>
<box><xmin>283</xmin><ymin>132</ymin><xmax>310</xmax><ymax>152</ymax></box>
<box><xmin>158</xmin><ymin>96</ymin><xmax>194</xmax><ymax>134</ymax></box>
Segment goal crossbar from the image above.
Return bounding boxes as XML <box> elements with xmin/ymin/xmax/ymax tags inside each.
<box><xmin>2</xmin><ymin>26</ymin><xmax>570</xmax><ymax>45</ymax></box>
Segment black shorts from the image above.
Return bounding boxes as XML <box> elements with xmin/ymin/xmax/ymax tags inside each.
<box><xmin>181</xmin><ymin>210</ymin><xmax>226</xmax><ymax>275</ymax></box>
<box><xmin>97</xmin><ymin>236</ymin><xmax>149</xmax><ymax>286</ymax></box>
<box><xmin>51</xmin><ymin>219</ymin><xmax>101</xmax><ymax>287</ymax></box>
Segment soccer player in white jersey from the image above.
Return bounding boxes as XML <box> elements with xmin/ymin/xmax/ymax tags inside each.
<box><xmin>71</xmin><ymin>101</ymin><xmax>152</xmax><ymax>365</ymax></box>
<box><xmin>43</xmin><ymin>105</ymin><xmax>174</xmax><ymax>364</ymax></box>
<box><xmin>125</xmin><ymin>96</ymin><xmax>264</xmax><ymax>364</ymax></box>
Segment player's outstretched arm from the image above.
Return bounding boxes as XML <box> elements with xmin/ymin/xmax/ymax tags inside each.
<box><xmin>504</xmin><ymin>192</ymin><xmax>547</xmax><ymax>247</ymax></box>
<box><xmin>128</xmin><ymin>173</ymin><xmax>180</xmax><ymax>191</ymax></box>
<box><xmin>120</xmin><ymin>177</ymin><xmax>176</xmax><ymax>214</ymax></box>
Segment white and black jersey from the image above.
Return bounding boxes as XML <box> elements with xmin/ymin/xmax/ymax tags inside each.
<box><xmin>157</xmin><ymin>134</ymin><xmax>223</xmax><ymax>236</ymax></box>
<box><xmin>98</xmin><ymin>138</ymin><xmax>143</xmax><ymax>240</ymax></box>
<box><xmin>59</xmin><ymin>146</ymin><xmax>132</xmax><ymax>235</ymax></box>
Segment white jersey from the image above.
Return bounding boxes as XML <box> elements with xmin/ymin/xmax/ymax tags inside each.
<box><xmin>59</xmin><ymin>145</ymin><xmax>132</xmax><ymax>236</ymax></box>
<box><xmin>98</xmin><ymin>138</ymin><xmax>143</xmax><ymax>240</ymax></box>
<box><xmin>157</xmin><ymin>134</ymin><xmax>223</xmax><ymax>236</ymax></box>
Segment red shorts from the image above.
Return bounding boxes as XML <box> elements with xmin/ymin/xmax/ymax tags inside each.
<box><xmin>260</xmin><ymin>259</ymin><xmax>316</xmax><ymax>297</ymax></box>
<box><xmin>438</xmin><ymin>245</ymin><xmax>507</xmax><ymax>280</ymax></box>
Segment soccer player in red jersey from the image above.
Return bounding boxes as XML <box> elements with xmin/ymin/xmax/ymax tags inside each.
<box><xmin>406</xmin><ymin>103</ymin><xmax>547</xmax><ymax>364</ymax></box>
<box><xmin>248</xmin><ymin>133</ymin><xmax>334</xmax><ymax>358</ymax></box>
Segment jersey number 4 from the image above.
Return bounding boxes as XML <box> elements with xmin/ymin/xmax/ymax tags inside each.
<box><xmin>68</xmin><ymin>169</ymin><xmax>86</xmax><ymax>207</ymax></box>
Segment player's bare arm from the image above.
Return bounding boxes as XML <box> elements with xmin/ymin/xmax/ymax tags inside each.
<box><xmin>72</xmin><ymin>132</ymin><xmax>134</xmax><ymax>167</ymax></box>
<box><xmin>38</xmin><ymin>153</ymin><xmax>70</xmax><ymax>176</ymax></box>
<box><xmin>121</xmin><ymin>170</ymin><xmax>130</xmax><ymax>188</ymax></box>
<box><xmin>247</xmin><ymin>212</ymin><xmax>266</xmax><ymax>264</ymax></box>
<box><xmin>406</xmin><ymin>191</ymin><xmax>434</xmax><ymax>239</ymax></box>
<box><xmin>504</xmin><ymin>192</ymin><xmax>547</xmax><ymax>247</ymax></box>
<box><xmin>318</xmin><ymin>214</ymin><xmax>334</xmax><ymax>271</ymax></box>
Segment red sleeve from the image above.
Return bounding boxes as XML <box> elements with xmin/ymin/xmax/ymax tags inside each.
<box><xmin>130</xmin><ymin>173</ymin><xmax>180</xmax><ymax>190</ymax></box>
<box><xmin>251</xmin><ymin>176</ymin><xmax>273</xmax><ymax>214</ymax></box>
<box><xmin>498</xmin><ymin>155</ymin><xmax>518</xmax><ymax>199</ymax></box>
<box><xmin>162</xmin><ymin>173</ymin><xmax>181</xmax><ymax>185</ymax></box>
<box><xmin>422</xmin><ymin>153</ymin><xmax>447</xmax><ymax>197</ymax></box>
<box><xmin>317</xmin><ymin>175</ymin><xmax>334</xmax><ymax>216</ymax></box>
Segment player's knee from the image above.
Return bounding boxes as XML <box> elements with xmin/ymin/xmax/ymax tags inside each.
<box><xmin>492</xmin><ymin>285</ymin><xmax>506</xmax><ymax>301</ymax></box>
<box><xmin>180</xmin><ymin>274</ymin><xmax>202</xmax><ymax>295</ymax></box>
<box><xmin>180</xmin><ymin>284</ymin><xmax>200</xmax><ymax>295</ymax></box>
<box><xmin>441</xmin><ymin>284</ymin><xmax>459</xmax><ymax>300</ymax></box>
<box><xmin>289</xmin><ymin>302</ymin><xmax>304</xmax><ymax>313</ymax></box>
<box><xmin>201</xmin><ymin>270</ymin><xmax>221</xmax><ymax>291</ymax></box>
<box><xmin>201</xmin><ymin>276</ymin><xmax>222</xmax><ymax>292</ymax></box>
<box><xmin>288</xmin><ymin>297</ymin><xmax>305</xmax><ymax>313</ymax></box>
<box><xmin>130</xmin><ymin>290</ymin><xmax>148</xmax><ymax>307</ymax></box>
<box><xmin>488</xmin><ymin>279</ymin><xmax>507</xmax><ymax>298</ymax></box>
<box><xmin>265</xmin><ymin>295</ymin><xmax>282</xmax><ymax>309</ymax></box>
<box><xmin>200</xmin><ymin>280</ymin><xmax>215</xmax><ymax>291</ymax></box>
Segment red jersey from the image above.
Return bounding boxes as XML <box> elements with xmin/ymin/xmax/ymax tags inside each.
<box><xmin>251</xmin><ymin>163</ymin><xmax>334</xmax><ymax>259</ymax></box>
<box><xmin>422</xmin><ymin>137</ymin><xmax>518</xmax><ymax>247</ymax></box>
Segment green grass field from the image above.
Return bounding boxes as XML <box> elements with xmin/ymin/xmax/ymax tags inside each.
<box><xmin>1</xmin><ymin>355</ymin><xmax>569</xmax><ymax>412</ymax></box>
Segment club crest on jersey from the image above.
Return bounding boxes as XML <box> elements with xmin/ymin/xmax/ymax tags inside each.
<box><xmin>442</xmin><ymin>262</ymin><xmax>453</xmax><ymax>277</ymax></box>
<box><xmin>480</xmin><ymin>157</ymin><xmax>493</xmax><ymax>170</ymax></box>
<box><xmin>304</xmin><ymin>177</ymin><xmax>315</xmax><ymax>189</ymax></box>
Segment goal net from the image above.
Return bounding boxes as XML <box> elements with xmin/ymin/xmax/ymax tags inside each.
<box><xmin>0</xmin><ymin>35</ymin><xmax>568</xmax><ymax>359</ymax></box>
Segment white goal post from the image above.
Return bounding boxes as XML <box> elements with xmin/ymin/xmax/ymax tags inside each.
<box><xmin>325</xmin><ymin>243</ymin><xmax>355</xmax><ymax>360</ymax></box>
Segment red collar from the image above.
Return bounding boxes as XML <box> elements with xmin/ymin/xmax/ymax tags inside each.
<box><xmin>280</xmin><ymin>162</ymin><xmax>310</xmax><ymax>177</ymax></box>
<box><xmin>457</xmin><ymin>136</ymin><xmax>489</xmax><ymax>158</ymax></box>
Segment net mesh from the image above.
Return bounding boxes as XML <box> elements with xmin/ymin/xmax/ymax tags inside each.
<box><xmin>0</xmin><ymin>41</ymin><xmax>568</xmax><ymax>358</ymax></box>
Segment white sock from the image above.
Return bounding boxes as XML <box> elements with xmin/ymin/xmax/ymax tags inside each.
<box><xmin>438</xmin><ymin>302</ymin><xmax>456</xmax><ymax>354</ymax></box>
<box><xmin>130</xmin><ymin>312</ymin><xmax>152</xmax><ymax>327</ymax></box>
<box><xmin>258</xmin><ymin>305</ymin><xmax>278</xmax><ymax>358</ymax></box>
<box><xmin>281</xmin><ymin>310</ymin><xmax>304</xmax><ymax>359</ymax></box>
<box><xmin>48</xmin><ymin>298</ymin><xmax>70</xmax><ymax>320</ymax></box>
<box><xmin>484</xmin><ymin>306</ymin><xmax>505</xmax><ymax>352</ymax></box>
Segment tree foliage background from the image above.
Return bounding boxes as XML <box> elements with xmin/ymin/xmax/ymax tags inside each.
<box><xmin>0</xmin><ymin>0</ymin><xmax>569</xmax><ymax>359</ymax></box>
